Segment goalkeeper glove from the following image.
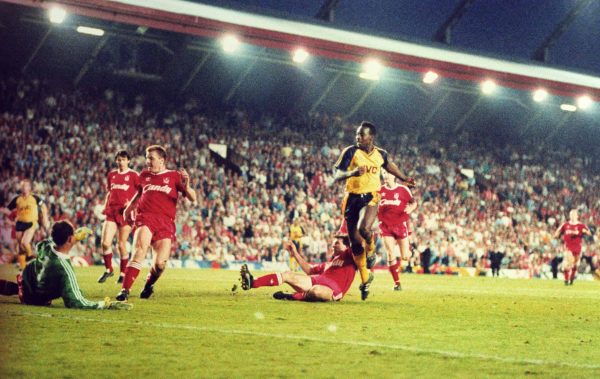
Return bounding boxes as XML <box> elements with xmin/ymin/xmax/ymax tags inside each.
<box><xmin>100</xmin><ymin>297</ymin><xmax>133</xmax><ymax>311</ymax></box>
<box><xmin>74</xmin><ymin>227</ymin><xmax>93</xmax><ymax>242</ymax></box>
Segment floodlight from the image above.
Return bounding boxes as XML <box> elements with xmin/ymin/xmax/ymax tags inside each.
<box><xmin>481</xmin><ymin>80</ymin><xmax>496</xmax><ymax>95</ymax></box>
<box><xmin>560</xmin><ymin>104</ymin><xmax>577</xmax><ymax>112</ymax></box>
<box><xmin>292</xmin><ymin>48</ymin><xmax>309</xmax><ymax>63</ymax></box>
<box><xmin>423</xmin><ymin>71</ymin><xmax>438</xmax><ymax>84</ymax></box>
<box><xmin>360</xmin><ymin>59</ymin><xmax>382</xmax><ymax>81</ymax></box>
<box><xmin>532</xmin><ymin>89</ymin><xmax>548</xmax><ymax>102</ymax></box>
<box><xmin>76</xmin><ymin>26</ymin><xmax>105</xmax><ymax>36</ymax></box>
<box><xmin>221</xmin><ymin>34</ymin><xmax>240</xmax><ymax>53</ymax></box>
<box><xmin>576</xmin><ymin>95</ymin><xmax>592</xmax><ymax>110</ymax></box>
<box><xmin>48</xmin><ymin>7</ymin><xmax>66</xmax><ymax>24</ymax></box>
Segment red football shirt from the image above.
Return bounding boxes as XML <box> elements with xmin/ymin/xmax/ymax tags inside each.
<box><xmin>558</xmin><ymin>222</ymin><xmax>589</xmax><ymax>254</ymax></box>
<box><xmin>309</xmin><ymin>248</ymin><xmax>356</xmax><ymax>297</ymax></box>
<box><xmin>105</xmin><ymin>169</ymin><xmax>139</xmax><ymax>210</ymax></box>
<box><xmin>136</xmin><ymin>170</ymin><xmax>186</xmax><ymax>221</ymax></box>
<box><xmin>378</xmin><ymin>184</ymin><xmax>413</xmax><ymax>225</ymax></box>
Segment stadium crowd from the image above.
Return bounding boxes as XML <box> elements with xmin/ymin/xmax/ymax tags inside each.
<box><xmin>0</xmin><ymin>77</ymin><xmax>598</xmax><ymax>275</ymax></box>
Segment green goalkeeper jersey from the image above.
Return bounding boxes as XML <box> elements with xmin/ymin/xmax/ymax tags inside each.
<box><xmin>21</xmin><ymin>240</ymin><xmax>100</xmax><ymax>309</ymax></box>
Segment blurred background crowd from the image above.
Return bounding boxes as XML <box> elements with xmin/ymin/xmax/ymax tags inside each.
<box><xmin>1</xmin><ymin>77</ymin><xmax>598</xmax><ymax>275</ymax></box>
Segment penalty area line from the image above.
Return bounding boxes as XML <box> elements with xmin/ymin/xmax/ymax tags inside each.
<box><xmin>5</xmin><ymin>310</ymin><xmax>600</xmax><ymax>370</ymax></box>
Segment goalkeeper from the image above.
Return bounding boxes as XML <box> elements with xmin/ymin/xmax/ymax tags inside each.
<box><xmin>0</xmin><ymin>220</ymin><xmax>132</xmax><ymax>310</ymax></box>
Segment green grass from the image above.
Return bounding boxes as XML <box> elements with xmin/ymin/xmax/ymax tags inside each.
<box><xmin>1</xmin><ymin>265</ymin><xmax>599</xmax><ymax>378</ymax></box>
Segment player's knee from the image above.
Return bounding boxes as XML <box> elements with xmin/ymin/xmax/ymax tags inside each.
<box><xmin>101</xmin><ymin>241</ymin><xmax>111</xmax><ymax>251</ymax></box>
<box><xmin>358</xmin><ymin>226</ymin><xmax>371</xmax><ymax>240</ymax></box>
<box><xmin>305</xmin><ymin>287</ymin><xmax>333</xmax><ymax>302</ymax></box>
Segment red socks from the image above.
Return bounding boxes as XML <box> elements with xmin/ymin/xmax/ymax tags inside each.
<box><xmin>252</xmin><ymin>273</ymin><xmax>282</xmax><ymax>288</ymax></box>
<box><xmin>291</xmin><ymin>292</ymin><xmax>306</xmax><ymax>301</ymax></box>
<box><xmin>102</xmin><ymin>251</ymin><xmax>113</xmax><ymax>272</ymax></box>
<box><xmin>564</xmin><ymin>269</ymin><xmax>570</xmax><ymax>282</ymax></box>
<box><xmin>389</xmin><ymin>261</ymin><xmax>400</xmax><ymax>285</ymax></box>
<box><xmin>120</xmin><ymin>258</ymin><xmax>129</xmax><ymax>275</ymax></box>
<box><xmin>122</xmin><ymin>261</ymin><xmax>142</xmax><ymax>290</ymax></box>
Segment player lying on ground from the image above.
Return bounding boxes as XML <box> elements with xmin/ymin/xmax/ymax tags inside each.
<box><xmin>0</xmin><ymin>220</ymin><xmax>132</xmax><ymax>310</ymax></box>
<box><xmin>240</xmin><ymin>234</ymin><xmax>356</xmax><ymax>302</ymax></box>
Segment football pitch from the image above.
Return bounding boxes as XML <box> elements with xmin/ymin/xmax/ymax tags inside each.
<box><xmin>1</xmin><ymin>266</ymin><xmax>599</xmax><ymax>378</ymax></box>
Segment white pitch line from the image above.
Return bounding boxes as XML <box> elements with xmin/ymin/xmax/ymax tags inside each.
<box><xmin>5</xmin><ymin>310</ymin><xmax>600</xmax><ymax>370</ymax></box>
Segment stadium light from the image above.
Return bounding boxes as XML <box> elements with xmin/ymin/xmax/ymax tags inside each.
<box><xmin>221</xmin><ymin>34</ymin><xmax>240</xmax><ymax>53</ymax></box>
<box><xmin>560</xmin><ymin>104</ymin><xmax>577</xmax><ymax>112</ymax></box>
<box><xmin>48</xmin><ymin>6</ymin><xmax>66</xmax><ymax>24</ymax></box>
<box><xmin>76</xmin><ymin>26</ymin><xmax>105</xmax><ymax>36</ymax></box>
<box><xmin>423</xmin><ymin>71</ymin><xmax>439</xmax><ymax>84</ymax></box>
<box><xmin>532</xmin><ymin>89</ymin><xmax>548</xmax><ymax>102</ymax></box>
<box><xmin>292</xmin><ymin>48</ymin><xmax>309</xmax><ymax>63</ymax></box>
<box><xmin>481</xmin><ymin>80</ymin><xmax>496</xmax><ymax>95</ymax></box>
<box><xmin>576</xmin><ymin>95</ymin><xmax>593</xmax><ymax>110</ymax></box>
<box><xmin>360</xmin><ymin>59</ymin><xmax>382</xmax><ymax>81</ymax></box>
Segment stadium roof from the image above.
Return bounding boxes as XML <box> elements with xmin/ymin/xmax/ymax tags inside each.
<box><xmin>0</xmin><ymin>0</ymin><xmax>598</xmax><ymax>152</ymax></box>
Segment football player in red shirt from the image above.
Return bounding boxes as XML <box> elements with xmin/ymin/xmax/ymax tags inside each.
<box><xmin>378</xmin><ymin>171</ymin><xmax>418</xmax><ymax>290</ymax></box>
<box><xmin>554</xmin><ymin>209</ymin><xmax>592</xmax><ymax>285</ymax></box>
<box><xmin>240</xmin><ymin>227</ymin><xmax>356</xmax><ymax>302</ymax></box>
<box><xmin>98</xmin><ymin>151</ymin><xmax>139</xmax><ymax>284</ymax></box>
<box><xmin>116</xmin><ymin>145</ymin><xmax>196</xmax><ymax>300</ymax></box>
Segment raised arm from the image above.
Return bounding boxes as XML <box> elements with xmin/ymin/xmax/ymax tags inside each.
<box><xmin>179</xmin><ymin>169</ymin><xmax>197</xmax><ymax>203</ymax></box>
<box><xmin>285</xmin><ymin>241</ymin><xmax>312</xmax><ymax>274</ymax></box>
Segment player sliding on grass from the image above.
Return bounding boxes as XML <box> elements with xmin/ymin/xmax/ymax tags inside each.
<box><xmin>240</xmin><ymin>229</ymin><xmax>356</xmax><ymax>302</ymax></box>
<box><xmin>0</xmin><ymin>220</ymin><xmax>131</xmax><ymax>310</ymax></box>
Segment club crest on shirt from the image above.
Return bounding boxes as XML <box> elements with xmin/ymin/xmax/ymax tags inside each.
<box><xmin>125</xmin><ymin>176</ymin><xmax>130</xmax><ymax>181</ymax></box>
<box><xmin>163</xmin><ymin>178</ymin><xmax>170</xmax><ymax>184</ymax></box>
<box><xmin>146</xmin><ymin>177</ymin><xmax>151</xmax><ymax>182</ymax></box>
<box><xmin>394</xmin><ymin>193</ymin><xmax>399</xmax><ymax>200</ymax></box>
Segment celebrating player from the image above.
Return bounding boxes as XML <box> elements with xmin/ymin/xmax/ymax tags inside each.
<box><xmin>0</xmin><ymin>220</ymin><xmax>131</xmax><ymax>310</ymax></box>
<box><xmin>1</xmin><ymin>179</ymin><xmax>50</xmax><ymax>270</ymax></box>
<box><xmin>116</xmin><ymin>145</ymin><xmax>197</xmax><ymax>301</ymax></box>
<box><xmin>240</xmin><ymin>229</ymin><xmax>356</xmax><ymax>302</ymax></box>
<box><xmin>378</xmin><ymin>171</ymin><xmax>418</xmax><ymax>290</ymax></box>
<box><xmin>554</xmin><ymin>209</ymin><xmax>592</xmax><ymax>285</ymax></box>
<box><xmin>98</xmin><ymin>150</ymin><xmax>140</xmax><ymax>284</ymax></box>
<box><xmin>333</xmin><ymin>121</ymin><xmax>415</xmax><ymax>300</ymax></box>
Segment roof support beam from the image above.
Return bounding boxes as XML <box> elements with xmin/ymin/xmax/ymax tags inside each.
<box><xmin>224</xmin><ymin>48</ymin><xmax>265</xmax><ymax>102</ymax></box>
<box><xmin>74</xmin><ymin>35</ymin><xmax>109</xmax><ymax>86</ymax></box>
<box><xmin>309</xmin><ymin>69</ymin><xmax>344</xmax><ymax>113</ymax></box>
<box><xmin>532</xmin><ymin>0</ymin><xmax>593</xmax><ymax>62</ymax></box>
<box><xmin>180</xmin><ymin>52</ymin><xmax>211</xmax><ymax>93</ymax></box>
<box><xmin>453</xmin><ymin>96</ymin><xmax>481</xmax><ymax>133</ymax></box>
<box><xmin>315</xmin><ymin>0</ymin><xmax>341</xmax><ymax>22</ymax></box>
<box><xmin>22</xmin><ymin>27</ymin><xmax>51</xmax><ymax>73</ymax></box>
<box><xmin>345</xmin><ymin>81</ymin><xmax>377</xmax><ymax>120</ymax></box>
<box><xmin>433</xmin><ymin>0</ymin><xmax>476</xmax><ymax>44</ymax></box>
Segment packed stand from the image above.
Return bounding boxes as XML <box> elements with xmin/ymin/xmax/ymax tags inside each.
<box><xmin>0</xmin><ymin>77</ymin><xmax>598</xmax><ymax>275</ymax></box>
